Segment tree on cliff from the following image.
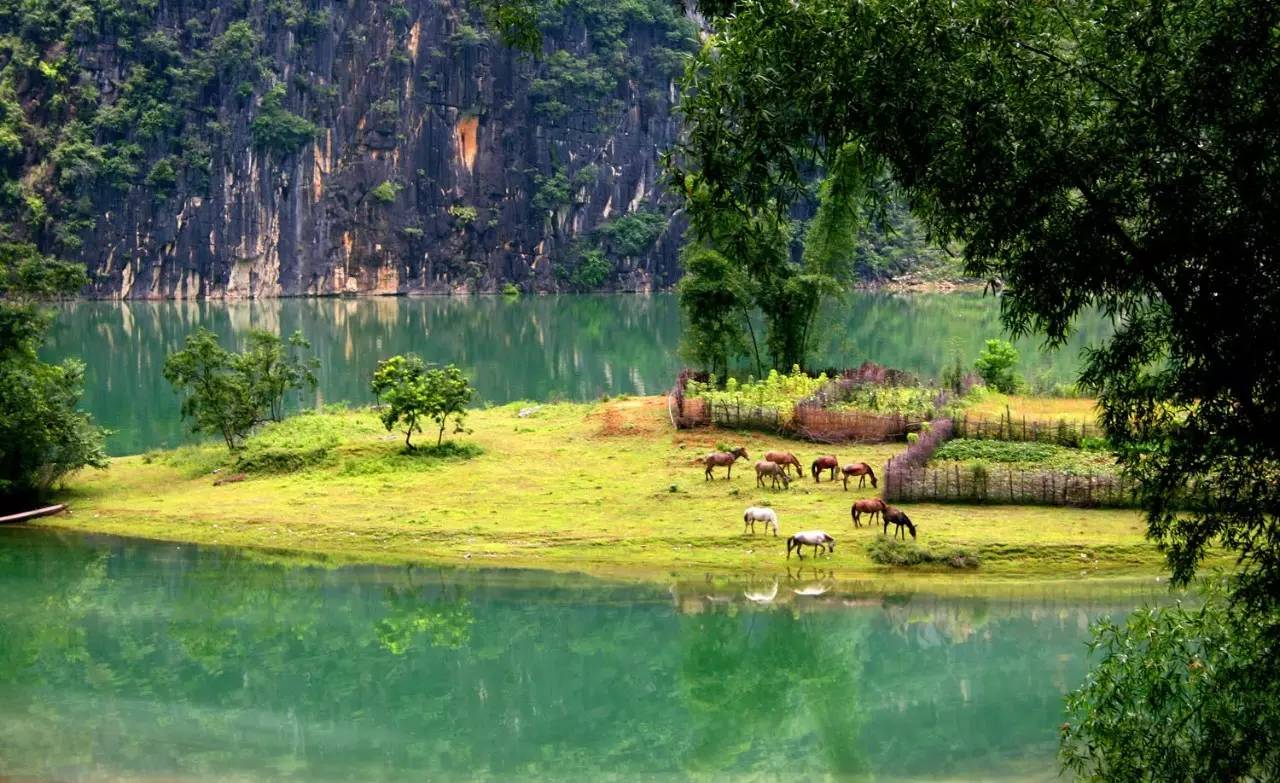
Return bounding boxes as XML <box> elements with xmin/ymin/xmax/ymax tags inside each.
<box><xmin>0</xmin><ymin>243</ymin><xmax>106</xmax><ymax>508</ymax></box>
<box><xmin>670</xmin><ymin>0</ymin><xmax>1280</xmax><ymax>776</ymax></box>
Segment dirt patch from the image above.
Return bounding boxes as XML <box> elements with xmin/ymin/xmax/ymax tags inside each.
<box><xmin>590</xmin><ymin>398</ymin><xmax>667</xmax><ymax>438</ymax></box>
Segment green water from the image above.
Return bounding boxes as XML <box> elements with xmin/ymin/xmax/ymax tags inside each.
<box><xmin>44</xmin><ymin>293</ymin><xmax>1110</xmax><ymax>455</ymax></box>
<box><xmin>0</xmin><ymin>528</ymin><xmax>1159</xmax><ymax>781</ymax></box>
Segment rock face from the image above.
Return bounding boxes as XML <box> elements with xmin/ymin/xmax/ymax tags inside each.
<box><xmin>5</xmin><ymin>0</ymin><xmax>696</xmax><ymax>298</ymax></box>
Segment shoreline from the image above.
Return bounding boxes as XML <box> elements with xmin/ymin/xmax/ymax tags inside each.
<box><xmin>43</xmin><ymin>397</ymin><xmax>1199</xmax><ymax>586</ymax></box>
<box><xmin>66</xmin><ymin>281</ymin><xmax>985</xmax><ymax>302</ymax></box>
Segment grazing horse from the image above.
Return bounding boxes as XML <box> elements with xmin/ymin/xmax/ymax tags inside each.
<box><xmin>851</xmin><ymin>498</ymin><xmax>886</xmax><ymax>528</ymax></box>
<box><xmin>787</xmin><ymin>531</ymin><xmax>836</xmax><ymax>559</ymax></box>
<box><xmin>882</xmin><ymin>506</ymin><xmax>918</xmax><ymax>540</ymax></box>
<box><xmin>743</xmin><ymin>506</ymin><xmax>780</xmax><ymax>536</ymax></box>
<box><xmin>811</xmin><ymin>455</ymin><xmax>840</xmax><ymax>482</ymax></box>
<box><xmin>841</xmin><ymin>462</ymin><xmax>879</xmax><ymax>490</ymax></box>
<box><xmin>765</xmin><ymin>450</ymin><xmax>804</xmax><ymax>478</ymax></box>
<box><xmin>703</xmin><ymin>447</ymin><xmax>748</xmax><ymax>480</ymax></box>
<box><xmin>755</xmin><ymin>460</ymin><xmax>792</xmax><ymax>489</ymax></box>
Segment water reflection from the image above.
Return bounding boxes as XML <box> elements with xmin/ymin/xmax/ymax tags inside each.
<box><xmin>43</xmin><ymin>293</ymin><xmax>1111</xmax><ymax>455</ymax></box>
<box><xmin>0</xmin><ymin>528</ymin><xmax>1158</xmax><ymax>781</ymax></box>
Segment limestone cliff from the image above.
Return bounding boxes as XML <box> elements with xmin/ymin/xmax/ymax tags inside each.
<box><xmin>0</xmin><ymin>0</ymin><xmax>697</xmax><ymax>297</ymax></box>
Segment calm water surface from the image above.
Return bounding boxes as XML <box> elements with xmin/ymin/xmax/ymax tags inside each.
<box><xmin>0</xmin><ymin>528</ymin><xmax>1158</xmax><ymax>781</ymax></box>
<box><xmin>44</xmin><ymin>293</ymin><xmax>1111</xmax><ymax>454</ymax></box>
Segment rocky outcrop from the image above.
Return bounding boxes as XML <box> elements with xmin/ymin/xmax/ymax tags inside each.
<box><xmin>4</xmin><ymin>0</ymin><xmax>696</xmax><ymax>298</ymax></box>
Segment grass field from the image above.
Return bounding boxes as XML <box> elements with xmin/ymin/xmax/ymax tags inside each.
<box><xmin>43</xmin><ymin>396</ymin><xmax>1190</xmax><ymax>583</ymax></box>
<box><xmin>962</xmin><ymin>392</ymin><xmax>1101</xmax><ymax>422</ymax></box>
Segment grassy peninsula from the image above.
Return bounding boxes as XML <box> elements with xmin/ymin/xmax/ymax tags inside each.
<box><xmin>44</xmin><ymin>396</ymin><xmax>1185</xmax><ymax>582</ymax></box>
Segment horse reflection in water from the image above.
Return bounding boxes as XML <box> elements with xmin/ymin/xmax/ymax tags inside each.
<box><xmin>743</xmin><ymin>579</ymin><xmax>779</xmax><ymax>604</ymax></box>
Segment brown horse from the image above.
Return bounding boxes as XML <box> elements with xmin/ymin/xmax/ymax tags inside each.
<box><xmin>765</xmin><ymin>450</ymin><xmax>804</xmax><ymax>478</ymax></box>
<box><xmin>755</xmin><ymin>460</ymin><xmax>792</xmax><ymax>489</ymax></box>
<box><xmin>811</xmin><ymin>455</ymin><xmax>840</xmax><ymax>482</ymax></box>
<box><xmin>882</xmin><ymin>505</ymin><xmax>917</xmax><ymax>540</ymax></box>
<box><xmin>841</xmin><ymin>462</ymin><xmax>879</xmax><ymax>490</ymax></box>
<box><xmin>850</xmin><ymin>498</ymin><xmax>886</xmax><ymax>528</ymax></box>
<box><xmin>703</xmin><ymin>447</ymin><xmax>749</xmax><ymax>480</ymax></box>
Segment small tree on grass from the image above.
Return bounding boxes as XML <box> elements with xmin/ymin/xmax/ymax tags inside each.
<box><xmin>371</xmin><ymin>355</ymin><xmax>475</xmax><ymax>450</ymax></box>
<box><xmin>973</xmin><ymin>339</ymin><xmax>1021</xmax><ymax>394</ymax></box>
<box><xmin>164</xmin><ymin>328</ymin><xmax>319</xmax><ymax>450</ymax></box>
<box><xmin>240</xmin><ymin>330</ymin><xmax>319</xmax><ymax>422</ymax></box>
<box><xmin>164</xmin><ymin>329</ymin><xmax>259</xmax><ymax>450</ymax></box>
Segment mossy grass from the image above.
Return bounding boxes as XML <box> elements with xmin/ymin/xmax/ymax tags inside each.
<box><xmin>50</xmin><ymin>397</ymin><xmax>1222</xmax><ymax>584</ymax></box>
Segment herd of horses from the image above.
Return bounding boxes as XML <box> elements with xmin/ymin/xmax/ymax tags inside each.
<box><xmin>701</xmin><ymin>447</ymin><xmax>917</xmax><ymax>560</ymax></box>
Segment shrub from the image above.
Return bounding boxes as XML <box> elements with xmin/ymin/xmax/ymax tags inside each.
<box><xmin>596</xmin><ymin>210</ymin><xmax>666</xmax><ymax>256</ymax></box>
<box><xmin>569</xmin><ymin>248</ymin><xmax>612</xmax><ymax>289</ymax></box>
<box><xmin>251</xmin><ymin>85</ymin><xmax>317</xmax><ymax>154</ymax></box>
<box><xmin>866</xmin><ymin>535</ymin><xmax>979</xmax><ymax>568</ymax></box>
<box><xmin>974</xmin><ymin>339</ymin><xmax>1022</xmax><ymax>394</ymax></box>
<box><xmin>447</xmin><ymin>204</ymin><xmax>477</xmax><ymax>224</ymax></box>
<box><xmin>501</xmin><ymin>282</ymin><xmax>520</xmax><ymax>297</ymax></box>
<box><xmin>370</xmin><ymin>180</ymin><xmax>402</xmax><ymax>204</ymax></box>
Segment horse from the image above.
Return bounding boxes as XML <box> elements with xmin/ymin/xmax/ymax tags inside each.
<box><xmin>743</xmin><ymin>506</ymin><xmax>780</xmax><ymax>536</ymax></box>
<box><xmin>764</xmin><ymin>450</ymin><xmax>804</xmax><ymax>478</ymax></box>
<box><xmin>703</xmin><ymin>447</ymin><xmax>749</xmax><ymax>480</ymax></box>
<box><xmin>850</xmin><ymin>498</ymin><xmax>886</xmax><ymax>528</ymax></box>
<box><xmin>755</xmin><ymin>460</ymin><xmax>791</xmax><ymax>489</ymax></box>
<box><xmin>811</xmin><ymin>455</ymin><xmax>840</xmax><ymax>482</ymax></box>
<box><xmin>841</xmin><ymin>462</ymin><xmax>879</xmax><ymax>490</ymax></box>
<box><xmin>882</xmin><ymin>506</ymin><xmax>918</xmax><ymax>540</ymax></box>
<box><xmin>787</xmin><ymin>530</ymin><xmax>836</xmax><ymax>559</ymax></box>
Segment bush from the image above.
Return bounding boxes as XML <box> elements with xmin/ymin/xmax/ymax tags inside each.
<box><xmin>370</xmin><ymin>181</ymin><xmax>402</xmax><ymax>204</ymax></box>
<box><xmin>596</xmin><ymin>210</ymin><xmax>666</xmax><ymax>256</ymax></box>
<box><xmin>866</xmin><ymin>535</ymin><xmax>979</xmax><ymax>568</ymax></box>
<box><xmin>974</xmin><ymin>339</ymin><xmax>1022</xmax><ymax>394</ymax></box>
<box><xmin>250</xmin><ymin>85</ymin><xmax>317</xmax><ymax>154</ymax></box>
<box><xmin>569</xmin><ymin>248</ymin><xmax>612</xmax><ymax>289</ymax></box>
<box><xmin>932</xmin><ymin>438</ymin><xmax>1116</xmax><ymax>474</ymax></box>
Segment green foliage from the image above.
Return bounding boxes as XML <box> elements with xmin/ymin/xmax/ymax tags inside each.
<box><xmin>0</xmin><ymin>242</ymin><xmax>105</xmax><ymax>504</ymax></box>
<box><xmin>687</xmin><ymin>367</ymin><xmax>828</xmax><ymax>418</ymax></box>
<box><xmin>1062</xmin><ymin>585</ymin><xmax>1280</xmax><ymax>781</ymax></box>
<box><xmin>370</xmin><ymin>356</ymin><xmax>476</xmax><ymax>449</ymax></box>
<box><xmin>501</xmin><ymin>282</ymin><xmax>520</xmax><ymax>298</ymax></box>
<box><xmin>973</xmin><ymin>339</ymin><xmax>1021</xmax><ymax>394</ymax></box>
<box><xmin>163</xmin><ymin>329</ymin><xmax>259</xmax><ymax>450</ymax></box>
<box><xmin>447</xmin><ymin>204</ymin><xmax>477</xmax><ymax>224</ymax></box>
<box><xmin>370</xmin><ymin>180</ymin><xmax>402</xmax><ymax>205</ymax></box>
<box><xmin>250</xmin><ymin>85</ymin><xmax>316</xmax><ymax>154</ymax></box>
<box><xmin>531</xmin><ymin>169</ymin><xmax>573</xmax><ymax>212</ymax></box>
<box><xmin>865</xmin><ymin>535</ymin><xmax>978</xmax><ymax>569</ymax></box>
<box><xmin>238</xmin><ymin>330</ymin><xmax>319</xmax><ymax>423</ymax></box>
<box><xmin>163</xmin><ymin>328</ymin><xmax>318</xmax><ymax>450</ymax></box>
<box><xmin>568</xmin><ymin>248</ymin><xmax>612</xmax><ymax>290</ymax></box>
<box><xmin>676</xmin><ymin>245</ymin><xmax>752</xmax><ymax>378</ymax></box>
<box><xmin>830</xmin><ymin>385</ymin><xmax>939</xmax><ymax>417</ymax></box>
<box><xmin>932</xmin><ymin>439</ymin><xmax>1116</xmax><ymax>475</ymax></box>
<box><xmin>596</xmin><ymin>210</ymin><xmax>666</xmax><ymax>257</ymax></box>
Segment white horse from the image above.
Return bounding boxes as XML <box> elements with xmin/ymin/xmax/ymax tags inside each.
<box><xmin>787</xmin><ymin>530</ymin><xmax>836</xmax><ymax>559</ymax></box>
<box><xmin>743</xmin><ymin>506</ymin><xmax>780</xmax><ymax>536</ymax></box>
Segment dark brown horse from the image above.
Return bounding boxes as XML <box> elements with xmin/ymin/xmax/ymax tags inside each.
<box><xmin>882</xmin><ymin>506</ymin><xmax>917</xmax><ymax>540</ymax></box>
<box><xmin>850</xmin><ymin>498</ymin><xmax>886</xmax><ymax>528</ymax></box>
<box><xmin>841</xmin><ymin>462</ymin><xmax>878</xmax><ymax>490</ymax></box>
<box><xmin>764</xmin><ymin>450</ymin><xmax>804</xmax><ymax>478</ymax></box>
<box><xmin>811</xmin><ymin>455</ymin><xmax>840</xmax><ymax>482</ymax></box>
<box><xmin>755</xmin><ymin>460</ymin><xmax>792</xmax><ymax>490</ymax></box>
<box><xmin>703</xmin><ymin>447</ymin><xmax>749</xmax><ymax>480</ymax></box>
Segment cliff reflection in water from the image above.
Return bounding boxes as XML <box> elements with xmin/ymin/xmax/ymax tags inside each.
<box><xmin>0</xmin><ymin>528</ymin><xmax>1158</xmax><ymax>782</ymax></box>
<box><xmin>44</xmin><ymin>293</ymin><xmax>1110</xmax><ymax>455</ymax></box>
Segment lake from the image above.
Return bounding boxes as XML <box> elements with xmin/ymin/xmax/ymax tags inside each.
<box><xmin>0</xmin><ymin>527</ymin><xmax>1159</xmax><ymax>782</ymax></box>
<box><xmin>44</xmin><ymin>293</ymin><xmax>1111</xmax><ymax>455</ymax></box>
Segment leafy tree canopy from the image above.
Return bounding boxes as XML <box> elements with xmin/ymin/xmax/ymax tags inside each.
<box><xmin>370</xmin><ymin>355</ymin><xmax>476</xmax><ymax>449</ymax></box>
<box><xmin>0</xmin><ymin>242</ymin><xmax>105</xmax><ymax>506</ymax></box>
